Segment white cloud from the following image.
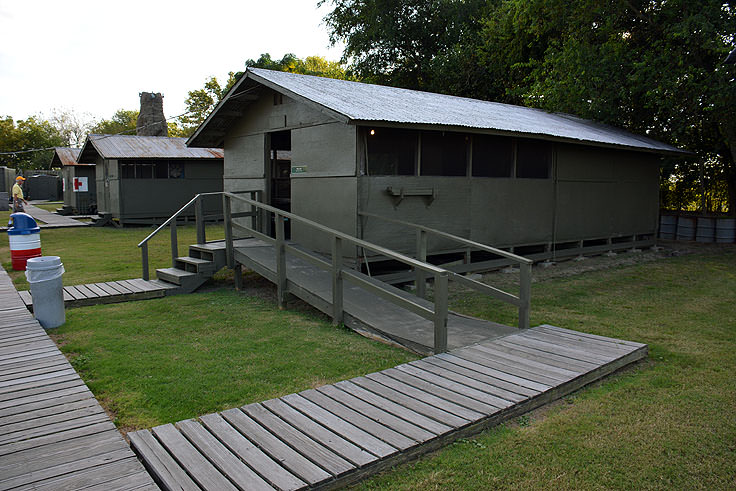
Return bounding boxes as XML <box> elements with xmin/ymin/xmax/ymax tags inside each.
<box><xmin>0</xmin><ymin>0</ymin><xmax>344</xmax><ymax>121</ymax></box>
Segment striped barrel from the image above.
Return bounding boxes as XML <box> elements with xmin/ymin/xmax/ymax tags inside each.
<box><xmin>8</xmin><ymin>213</ymin><xmax>41</xmax><ymax>271</ymax></box>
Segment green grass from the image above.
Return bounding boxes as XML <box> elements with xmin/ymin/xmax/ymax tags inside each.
<box><xmin>33</xmin><ymin>201</ymin><xmax>63</xmax><ymax>212</ymax></box>
<box><xmin>357</xmin><ymin>248</ymin><xmax>736</xmax><ymax>490</ymax></box>
<box><xmin>52</xmin><ymin>289</ymin><xmax>418</xmax><ymax>431</ymax></box>
<box><xmin>0</xmin><ymin>224</ymin><xmax>224</xmax><ymax>290</ymax></box>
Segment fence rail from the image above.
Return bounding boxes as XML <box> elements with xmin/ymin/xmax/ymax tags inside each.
<box><xmin>358</xmin><ymin>212</ymin><xmax>532</xmax><ymax>331</ymax></box>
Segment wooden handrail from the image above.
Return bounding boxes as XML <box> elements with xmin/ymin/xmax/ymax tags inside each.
<box><xmin>358</xmin><ymin>211</ymin><xmax>532</xmax><ymax>330</ymax></box>
<box><xmin>222</xmin><ymin>192</ymin><xmax>451</xmax><ymax>352</ymax></box>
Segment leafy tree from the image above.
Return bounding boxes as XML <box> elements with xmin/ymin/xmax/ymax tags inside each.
<box><xmin>90</xmin><ymin>109</ymin><xmax>139</xmax><ymax>136</ymax></box>
<box><xmin>322</xmin><ymin>0</ymin><xmax>736</xmax><ymax>213</ymax></box>
<box><xmin>0</xmin><ymin>115</ymin><xmax>65</xmax><ymax>170</ymax></box>
<box><xmin>179</xmin><ymin>73</ymin><xmax>241</xmax><ymax>136</ymax></box>
<box><xmin>320</xmin><ymin>0</ymin><xmax>485</xmax><ymax>93</ymax></box>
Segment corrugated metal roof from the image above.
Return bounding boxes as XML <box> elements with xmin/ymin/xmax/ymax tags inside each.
<box><xmin>85</xmin><ymin>134</ymin><xmax>223</xmax><ymax>160</ymax></box>
<box><xmin>241</xmin><ymin>68</ymin><xmax>686</xmax><ymax>155</ymax></box>
<box><xmin>53</xmin><ymin>147</ymin><xmax>83</xmax><ymax>166</ymax></box>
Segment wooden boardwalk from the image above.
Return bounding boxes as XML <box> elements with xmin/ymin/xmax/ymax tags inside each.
<box><xmin>19</xmin><ymin>278</ymin><xmax>179</xmax><ymax>311</ymax></box>
<box><xmin>0</xmin><ymin>266</ymin><xmax>158</xmax><ymax>490</ymax></box>
<box><xmin>129</xmin><ymin>325</ymin><xmax>647</xmax><ymax>490</ymax></box>
<box><xmin>1</xmin><ymin>203</ymin><xmax>90</xmax><ymax>231</ymax></box>
<box><xmin>235</xmin><ymin>238</ymin><xmax>518</xmax><ymax>354</ymax></box>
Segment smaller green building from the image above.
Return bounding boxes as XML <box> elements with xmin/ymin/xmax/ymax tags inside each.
<box><xmin>53</xmin><ymin>147</ymin><xmax>97</xmax><ymax>214</ymax></box>
<box><xmin>77</xmin><ymin>134</ymin><xmax>223</xmax><ymax>225</ymax></box>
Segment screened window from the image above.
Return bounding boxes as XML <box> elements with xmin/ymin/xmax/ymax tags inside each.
<box><xmin>121</xmin><ymin>160</ymin><xmax>185</xmax><ymax>179</ymax></box>
<box><xmin>420</xmin><ymin>131</ymin><xmax>468</xmax><ymax>176</ymax></box>
<box><xmin>472</xmin><ymin>135</ymin><xmax>513</xmax><ymax>177</ymax></box>
<box><xmin>516</xmin><ymin>139</ymin><xmax>552</xmax><ymax>178</ymax></box>
<box><xmin>366</xmin><ymin>128</ymin><xmax>417</xmax><ymax>175</ymax></box>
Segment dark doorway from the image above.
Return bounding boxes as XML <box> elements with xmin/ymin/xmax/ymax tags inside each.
<box><xmin>268</xmin><ymin>130</ymin><xmax>291</xmax><ymax>238</ymax></box>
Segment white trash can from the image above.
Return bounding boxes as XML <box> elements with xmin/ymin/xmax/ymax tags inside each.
<box><xmin>26</xmin><ymin>256</ymin><xmax>65</xmax><ymax>329</ymax></box>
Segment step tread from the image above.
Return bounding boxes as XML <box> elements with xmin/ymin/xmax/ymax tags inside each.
<box><xmin>156</xmin><ymin>267</ymin><xmax>199</xmax><ymax>278</ymax></box>
<box><xmin>176</xmin><ymin>256</ymin><xmax>214</xmax><ymax>265</ymax></box>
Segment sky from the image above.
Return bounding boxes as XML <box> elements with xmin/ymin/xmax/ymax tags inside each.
<box><xmin>0</xmin><ymin>0</ymin><xmax>344</xmax><ymax>124</ymax></box>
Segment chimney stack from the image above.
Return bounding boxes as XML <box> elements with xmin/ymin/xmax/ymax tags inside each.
<box><xmin>136</xmin><ymin>92</ymin><xmax>168</xmax><ymax>137</ymax></box>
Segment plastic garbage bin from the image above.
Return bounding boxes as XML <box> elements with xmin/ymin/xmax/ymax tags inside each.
<box><xmin>26</xmin><ymin>256</ymin><xmax>65</xmax><ymax>329</ymax></box>
<box><xmin>8</xmin><ymin>212</ymin><xmax>41</xmax><ymax>271</ymax></box>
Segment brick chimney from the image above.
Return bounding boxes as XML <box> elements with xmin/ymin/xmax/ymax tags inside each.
<box><xmin>136</xmin><ymin>92</ymin><xmax>168</xmax><ymax>137</ymax></box>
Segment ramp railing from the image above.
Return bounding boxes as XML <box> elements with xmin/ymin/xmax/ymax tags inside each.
<box><xmin>358</xmin><ymin>212</ymin><xmax>533</xmax><ymax>330</ymax></box>
<box><xmin>137</xmin><ymin>191</ymin><xmax>262</xmax><ymax>282</ymax></box>
<box><xmin>222</xmin><ymin>192</ymin><xmax>453</xmax><ymax>353</ymax></box>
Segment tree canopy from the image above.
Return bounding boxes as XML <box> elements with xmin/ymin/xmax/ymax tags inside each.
<box><xmin>89</xmin><ymin>109</ymin><xmax>139</xmax><ymax>136</ymax></box>
<box><xmin>0</xmin><ymin>116</ymin><xmax>65</xmax><ymax>170</ymax></box>
<box><xmin>321</xmin><ymin>0</ymin><xmax>736</xmax><ymax>213</ymax></box>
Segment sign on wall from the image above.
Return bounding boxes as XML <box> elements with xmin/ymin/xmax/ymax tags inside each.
<box><xmin>73</xmin><ymin>177</ymin><xmax>88</xmax><ymax>192</ymax></box>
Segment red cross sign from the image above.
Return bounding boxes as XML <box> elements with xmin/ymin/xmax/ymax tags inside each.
<box><xmin>73</xmin><ymin>177</ymin><xmax>88</xmax><ymax>192</ymax></box>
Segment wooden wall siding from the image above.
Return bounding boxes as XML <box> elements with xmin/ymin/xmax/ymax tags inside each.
<box><xmin>129</xmin><ymin>325</ymin><xmax>647</xmax><ymax>490</ymax></box>
<box><xmin>0</xmin><ymin>266</ymin><xmax>158</xmax><ymax>490</ymax></box>
<box><xmin>291</xmin><ymin>123</ymin><xmax>356</xmax><ymax>178</ymax></box>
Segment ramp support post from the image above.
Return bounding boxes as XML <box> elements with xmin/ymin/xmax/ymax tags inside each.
<box><xmin>195</xmin><ymin>197</ymin><xmax>205</xmax><ymax>244</ymax></box>
<box><xmin>416</xmin><ymin>229</ymin><xmax>427</xmax><ymax>299</ymax></box>
<box><xmin>519</xmin><ymin>262</ymin><xmax>531</xmax><ymax>329</ymax></box>
<box><xmin>223</xmin><ymin>194</ymin><xmax>234</xmax><ymax>269</ymax></box>
<box><xmin>275</xmin><ymin>213</ymin><xmax>288</xmax><ymax>309</ymax></box>
<box><xmin>433</xmin><ymin>271</ymin><xmax>449</xmax><ymax>353</ymax></box>
<box><xmin>332</xmin><ymin>236</ymin><xmax>344</xmax><ymax>325</ymax></box>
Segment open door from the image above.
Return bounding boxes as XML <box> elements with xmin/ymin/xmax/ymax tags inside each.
<box><xmin>267</xmin><ymin>130</ymin><xmax>291</xmax><ymax>238</ymax></box>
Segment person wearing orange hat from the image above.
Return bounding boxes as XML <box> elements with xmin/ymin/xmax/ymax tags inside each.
<box><xmin>12</xmin><ymin>176</ymin><xmax>27</xmax><ymax>212</ymax></box>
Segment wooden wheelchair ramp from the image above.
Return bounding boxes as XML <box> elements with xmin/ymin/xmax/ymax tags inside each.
<box><xmin>129</xmin><ymin>325</ymin><xmax>647</xmax><ymax>490</ymax></box>
<box><xmin>234</xmin><ymin>238</ymin><xmax>518</xmax><ymax>354</ymax></box>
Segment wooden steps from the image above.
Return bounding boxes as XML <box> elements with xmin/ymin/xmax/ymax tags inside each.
<box><xmin>129</xmin><ymin>325</ymin><xmax>647</xmax><ymax>490</ymax></box>
<box><xmin>20</xmin><ymin>278</ymin><xmax>179</xmax><ymax>311</ymax></box>
<box><xmin>153</xmin><ymin>241</ymin><xmax>230</xmax><ymax>293</ymax></box>
<box><xmin>0</xmin><ymin>265</ymin><xmax>158</xmax><ymax>490</ymax></box>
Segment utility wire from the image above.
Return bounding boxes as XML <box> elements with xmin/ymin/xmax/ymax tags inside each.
<box><xmin>0</xmin><ymin>109</ymin><xmax>197</xmax><ymax>157</ymax></box>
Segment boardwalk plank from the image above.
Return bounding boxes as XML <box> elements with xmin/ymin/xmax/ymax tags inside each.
<box><xmin>300</xmin><ymin>388</ymin><xmax>417</xmax><ymax>451</ymax></box>
<box><xmin>471</xmin><ymin>343</ymin><xmax>583</xmax><ymax>378</ymax></box>
<box><xmin>75</xmin><ymin>284</ymin><xmax>100</xmax><ymax>298</ymax></box>
<box><xmin>350</xmin><ymin>377</ymin><xmax>470</xmax><ymax>429</ymax></box>
<box><xmin>0</xmin><ymin>388</ymin><xmax>92</xmax><ymax>419</ymax></box>
<box><xmin>199</xmin><ymin>412</ymin><xmax>307</xmax><ymax>491</ymax></box>
<box><xmin>365</xmin><ymin>372</ymin><xmax>487</xmax><ymax>421</ymax></box>
<box><xmin>396</xmin><ymin>363</ymin><xmax>516</xmax><ymax>409</ymax></box>
<box><xmin>129</xmin><ymin>430</ymin><xmax>200</xmax><ymax>491</ymax></box>
<box><xmin>493</xmin><ymin>338</ymin><xmax>598</xmax><ymax>371</ymax></box>
<box><xmin>0</xmin><ymin>409</ymin><xmax>109</xmax><ymax>444</ymax></box>
<box><xmin>177</xmin><ymin>418</ymin><xmax>274</xmax><ymax>491</ymax></box>
<box><xmin>0</xmin><ymin>420</ymin><xmax>116</xmax><ymax>457</ymax></box>
<box><xmin>282</xmin><ymin>393</ymin><xmax>398</xmax><ymax>459</ymax></box>
<box><xmin>111</xmin><ymin>281</ymin><xmax>136</xmax><ymax>294</ymax></box>
<box><xmin>334</xmin><ymin>380</ymin><xmax>453</xmax><ymax>436</ymax></box>
<box><xmin>0</xmin><ymin>395</ymin><xmax>99</xmax><ymax>427</ymax></box>
<box><xmin>413</xmin><ymin>358</ymin><xmax>530</xmax><ymax>403</ymax></box>
<box><xmin>28</xmin><ymin>455</ymin><xmax>148</xmax><ymax>491</ymax></box>
<box><xmin>244</xmin><ymin>402</ymin><xmax>357</xmax><ymax>475</ymax></box>
<box><xmin>94</xmin><ymin>282</ymin><xmax>123</xmax><ymax>296</ymax></box>
<box><xmin>463</xmin><ymin>345</ymin><xmax>572</xmax><ymax>383</ymax></box>
<box><xmin>84</xmin><ymin>283</ymin><xmax>108</xmax><ymax>297</ymax></box>
<box><xmin>524</xmin><ymin>328</ymin><xmax>632</xmax><ymax>358</ymax></box>
<box><xmin>509</xmin><ymin>334</ymin><xmax>613</xmax><ymax>365</ymax></box>
<box><xmin>317</xmin><ymin>384</ymin><xmax>437</xmax><ymax>443</ymax></box>
<box><xmin>153</xmin><ymin>423</ymin><xmax>240</xmax><ymax>490</ymax></box>
<box><xmin>450</xmin><ymin>348</ymin><xmax>561</xmax><ymax>387</ymax></box>
<box><xmin>539</xmin><ymin>324</ymin><xmax>646</xmax><ymax>348</ymax></box>
<box><xmin>221</xmin><ymin>408</ymin><xmax>332</xmax><ymax>487</ymax></box>
<box><xmin>0</xmin><ymin>384</ymin><xmax>90</xmax><ymax>412</ymax></box>
<box><xmin>64</xmin><ymin>285</ymin><xmax>87</xmax><ymax>301</ymax></box>
<box><xmin>260</xmin><ymin>397</ymin><xmax>374</xmax><ymax>468</ymax></box>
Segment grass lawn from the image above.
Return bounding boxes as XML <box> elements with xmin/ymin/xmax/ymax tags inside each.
<box><xmin>0</xmin><ymin>223</ymin><xmax>225</xmax><ymax>290</ymax></box>
<box><xmin>33</xmin><ymin>201</ymin><xmax>63</xmax><ymax>212</ymax></box>
<box><xmin>358</xmin><ymin>246</ymin><xmax>736</xmax><ymax>490</ymax></box>
<box><xmin>14</xmin><ymin>221</ymin><xmax>735</xmax><ymax>488</ymax></box>
<box><xmin>52</xmin><ymin>289</ymin><xmax>418</xmax><ymax>432</ymax></box>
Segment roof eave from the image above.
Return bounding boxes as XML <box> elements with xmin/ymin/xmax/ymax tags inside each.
<box><xmin>351</xmin><ymin>119</ymin><xmax>691</xmax><ymax>157</ymax></box>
